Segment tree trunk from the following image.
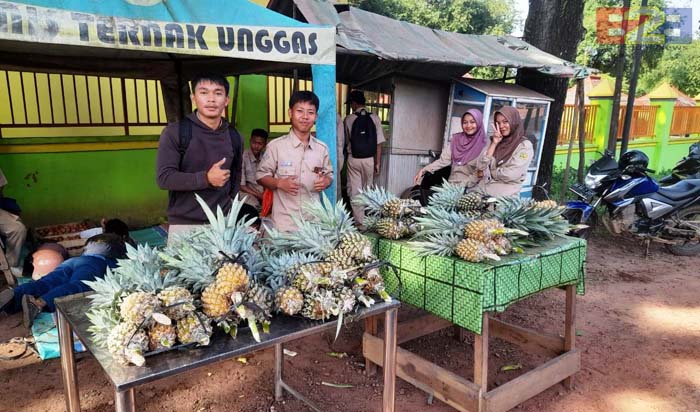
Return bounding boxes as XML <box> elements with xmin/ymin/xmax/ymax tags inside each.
<box><xmin>516</xmin><ymin>0</ymin><xmax>585</xmax><ymax>198</ymax></box>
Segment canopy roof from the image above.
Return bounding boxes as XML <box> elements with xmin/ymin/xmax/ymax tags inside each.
<box><xmin>0</xmin><ymin>0</ymin><xmax>335</xmax><ymax>79</ymax></box>
<box><xmin>270</xmin><ymin>0</ymin><xmax>589</xmax><ymax>84</ymax></box>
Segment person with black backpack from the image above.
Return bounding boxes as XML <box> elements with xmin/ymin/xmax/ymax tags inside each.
<box><xmin>343</xmin><ymin>90</ymin><xmax>386</xmax><ymax>227</ymax></box>
<box><xmin>156</xmin><ymin>73</ymin><xmax>243</xmax><ymax>245</ymax></box>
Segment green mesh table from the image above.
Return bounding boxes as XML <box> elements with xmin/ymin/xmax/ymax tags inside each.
<box><xmin>362</xmin><ymin>234</ymin><xmax>586</xmax><ymax>412</ymax></box>
<box><xmin>366</xmin><ymin>234</ymin><xmax>585</xmax><ymax>335</ymax></box>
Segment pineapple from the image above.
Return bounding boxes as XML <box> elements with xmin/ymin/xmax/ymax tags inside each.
<box><xmin>176</xmin><ymin>312</ymin><xmax>213</xmax><ymax>345</ymax></box>
<box><xmin>215</xmin><ymin>262</ymin><xmax>250</xmax><ymax>296</ymax></box>
<box><xmin>245</xmin><ymin>282</ymin><xmax>274</xmax><ymax>322</ymax></box>
<box><xmin>532</xmin><ymin>199</ymin><xmax>559</xmax><ymax>209</ymax></box>
<box><xmin>464</xmin><ymin>219</ymin><xmax>505</xmax><ymax>243</ymax></box>
<box><xmin>457</xmin><ymin>192</ymin><xmax>487</xmax><ymax>212</ymax></box>
<box><xmin>428</xmin><ymin>181</ymin><xmax>468</xmax><ymax>211</ymax></box>
<box><xmin>333</xmin><ymin>286</ymin><xmax>357</xmax><ymax>314</ymax></box>
<box><xmin>301</xmin><ymin>288</ymin><xmax>339</xmax><ymax>321</ymax></box>
<box><xmin>455</xmin><ymin>239</ymin><xmax>501</xmax><ymax>263</ymax></box>
<box><xmin>376</xmin><ymin>218</ymin><xmax>407</xmax><ymax>240</ymax></box>
<box><xmin>413</xmin><ymin>207</ymin><xmax>473</xmax><ymax>239</ymax></box>
<box><xmin>148</xmin><ymin>323</ymin><xmax>177</xmax><ymax>351</ymax></box>
<box><xmin>353</xmin><ymin>186</ymin><xmax>398</xmax><ymax>218</ymax></box>
<box><xmin>275</xmin><ymin>286</ymin><xmax>304</xmax><ymax>315</ymax></box>
<box><xmin>338</xmin><ymin>232</ymin><xmax>373</xmax><ymax>262</ymax></box>
<box><xmin>357</xmin><ymin>268</ymin><xmax>392</xmax><ymax>302</ymax></box>
<box><xmin>120</xmin><ymin>292</ymin><xmax>160</xmax><ymax>326</ymax></box>
<box><xmin>494</xmin><ymin>197</ymin><xmax>569</xmax><ymax>244</ymax></box>
<box><xmin>157</xmin><ymin>287</ymin><xmax>195</xmax><ymax>320</ymax></box>
<box><xmin>409</xmin><ymin>233</ymin><xmax>462</xmax><ymax>257</ymax></box>
<box><xmin>489</xmin><ymin>236</ymin><xmax>513</xmax><ymax>256</ymax></box>
<box><xmin>382</xmin><ymin>198</ymin><xmax>403</xmax><ymax>218</ymax></box>
<box><xmin>201</xmin><ymin>284</ymin><xmax>232</xmax><ymax>318</ymax></box>
<box><xmin>292</xmin><ymin>265</ymin><xmax>328</xmax><ymax>292</ymax></box>
<box><xmin>326</xmin><ymin>248</ymin><xmax>355</xmax><ymax>268</ymax></box>
<box><xmin>107</xmin><ymin>323</ymin><xmax>149</xmax><ymax>366</ymax></box>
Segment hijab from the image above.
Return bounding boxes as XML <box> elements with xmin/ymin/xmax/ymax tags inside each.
<box><xmin>450</xmin><ymin>109</ymin><xmax>487</xmax><ymax>165</ymax></box>
<box><xmin>493</xmin><ymin>106</ymin><xmax>526</xmax><ymax>165</ymax></box>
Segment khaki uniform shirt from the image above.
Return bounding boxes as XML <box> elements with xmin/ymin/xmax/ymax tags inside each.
<box><xmin>256</xmin><ymin>130</ymin><xmax>334</xmax><ymax>232</ymax></box>
<box><xmin>467</xmin><ymin>140</ymin><xmax>534</xmax><ymax>197</ymax></box>
<box><xmin>240</xmin><ymin>149</ymin><xmax>264</xmax><ymax>208</ymax></box>
<box><xmin>344</xmin><ymin>108</ymin><xmax>386</xmax><ymax>158</ymax></box>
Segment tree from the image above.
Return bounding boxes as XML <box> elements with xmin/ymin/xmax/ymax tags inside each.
<box><xmin>349</xmin><ymin>0</ymin><xmax>517</xmax><ymax>35</ymax></box>
<box><xmin>515</xmin><ymin>0</ymin><xmax>585</xmax><ymax>195</ymax></box>
<box><xmin>639</xmin><ymin>41</ymin><xmax>700</xmax><ymax>96</ymax></box>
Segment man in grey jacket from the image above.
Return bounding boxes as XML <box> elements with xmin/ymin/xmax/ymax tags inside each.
<box><xmin>156</xmin><ymin>73</ymin><xmax>242</xmax><ymax>244</ymax></box>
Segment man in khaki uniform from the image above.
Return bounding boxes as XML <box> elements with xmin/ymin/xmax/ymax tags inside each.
<box><xmin>257</xmin><ymin>91</ymin><xmax>333</xmax><ymax>232</ymax></box>
<box><xmin>239</xmin><ymin>128</ymin><xmax>268</xmax><ymax>210</ymax></box>
<box><xmin>344</xmin><ymin>90</ymin><xmax>385</xmax><ymax>226</ymax></box>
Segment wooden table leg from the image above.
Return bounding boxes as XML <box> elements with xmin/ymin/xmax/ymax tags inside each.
<box><xmin>365</xmin><ymin>316</ymin><xmax>379</xmax><ymax>376</ymax></box>
<box><xmin>274</xmin><ymin>343</ymin><xmax>284</xmax><ymax>401</ymax></box>
<box><xmin>57</xmin><ymin>310</ymin><xmax>81</xmax><ymax>412</ymax></box>
<box><xmin>382</xmin><ymin>308</ymin><xmax>398</xmax><ymax>412</ymax></box>
<box><xmin>474</xmin><ymin>313</ymin><xmax>489</xmax><ymax>412</ymax></box>
<box><xmin>563</xmin><ymin>285</ymin><xmax>577</xmax><ymax>389</ymax></box>
<box><xmin>114</xmin><ymin>388</ymin><xmax>135</xmax><ymax>412</ymax></box>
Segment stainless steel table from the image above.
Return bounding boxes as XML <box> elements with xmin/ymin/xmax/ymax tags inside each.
<box><xmin>55</xmin><ymin>295</ymin><xmax>399</xmax><ymax>412</ymax></box>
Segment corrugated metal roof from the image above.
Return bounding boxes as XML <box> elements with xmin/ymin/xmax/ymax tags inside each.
<box><xmin>458</xmin><ymin>79</ymin><xmax>554</xmax><ymax>101</ymax></box>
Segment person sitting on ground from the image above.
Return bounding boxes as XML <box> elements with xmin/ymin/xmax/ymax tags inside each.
<box><xmin>0</xmin><ymin>233</ymin><xmax>126</xmax><ymax>328</ymax></box>
<box><xmin>239</xmin><ymin>129</ymin><xmax>268</xmax><ymax>223</ymax></box>
<box><xmin>414</xmin><ymin>109</ymin><xmax>488</xmax><ymax>186</ymax></box>
<box><xmin>0</xmin><ymin>168</ymin><xmax>27</xmax><ymax>281</ymax></box>
<box><xmin>466</xmin><ymin>106</ymin><xmax>534</xmax><ymax>197</ymax></box>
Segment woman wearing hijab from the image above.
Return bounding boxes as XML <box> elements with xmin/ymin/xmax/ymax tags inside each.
<box><xmin>414</xmin><ymin>109</ymin><xmax>488</xmax><ymax>185</ymax></box>
<box><xmin>468</xmin><ymin>106</ymin><xmax>533</xmax><ymax>197</ymax></box>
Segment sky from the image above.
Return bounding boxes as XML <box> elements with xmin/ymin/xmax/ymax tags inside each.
<box><xmin>511</xmin><ymin>0</ymin><xmax>700</xmax><ymax>39</ymax></box>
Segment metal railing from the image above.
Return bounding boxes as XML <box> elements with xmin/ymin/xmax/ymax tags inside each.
<box><xmin>557</xmin><ymin>104</ymin><xmax>597</xmax><ymax>145</ymax></box>
<box><xmin>616</xmin><ymin>105</ymin><xmax>657</xmax><ymax>140</ymax></box>
<box><xmin>0</xmin><ymin>70</ymin><xmax>167</xmax><ymax>137</ymax></box>
<box><xmin>670</xmin><ymin>106</ymin><xmax>700</xmax><ymax>136</ymax></box>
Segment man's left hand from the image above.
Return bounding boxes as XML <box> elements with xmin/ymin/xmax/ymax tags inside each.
<box><xmin>313</xmin><ymin>175</ymin><xmax>332</xmax><ymax>192</ymax></box>
<box><xmin>374</xmin><ymin>163</ymin><xmax>380</xmax><ymax>175</ymax></box>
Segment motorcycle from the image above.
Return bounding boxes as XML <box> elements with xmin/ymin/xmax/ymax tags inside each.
<box><xmin>565</xmin><ymin>149</ymin><xmax>700</xmax><ymax>256</ymax></box>
<box><xmin>658</xmin><ymin>142</ymin><xmax>700</xmax><ymax>186</ymax></box>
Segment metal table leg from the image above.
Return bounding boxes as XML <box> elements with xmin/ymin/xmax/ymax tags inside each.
<box><xmin>115</xmin><ymin>388</ymin><xmax>135</xmax><ymax>412</ymax></box>
<box><xmin>382</xmin><ymin>308</ymin><xmax>398</xmax><ymax>412</ymax></box>
<box><xmin>57</xmin><ymin>310</ymin><xmax>81</xmax><ymax>412</ymax></box>
<box><xmin>274</xmin><ymin>343</ymin><xmax>284</xmax><ymax>402</ymax></box>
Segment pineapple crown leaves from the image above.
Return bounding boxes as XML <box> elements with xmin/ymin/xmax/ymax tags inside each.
<box><xmin>408</xmin><ymin>233</ymin><xmax>462</xmax><ymax>257</ymax></box>
<box><xmin>413</xmin><ymin>206</ymin><xmax>473</xmax><ymax>239</ymax></box>
<box><xmin>493</xmin><ymin>197</ymin><xmax>568</xmax><ymax>241</ymax></box>
<box><xmin>260</xmin><ymin>250</ymin><xmax>316</xmax><ymax>291</ymax></box>
<box><xmin>428</xmin><ymin>180</ymin><xmax>468</xmax><ymax>211</ymax></box>
<box><xmin>159</xmin><ymin>241</ymin><xmax>218</xmax><ymax>293</ymax></box>
<box><xmin>352</xmin><ymin>186</ymin><xmax>398</xmax><ymax>216</ymax></box>
<box><xmin>86</xmin><ymin>308</ymin><xmax>120</xmax><ymax>349</ymax></box>
<box><xmin>84</xmin><ymin>266</ymin><xmax>134</xmax><ymax>310</ymax></box>
<box><xmin>265</xmin><ymin>193</ymin><xmax>356</xmax><ymax>257</ymax></box>
<box><xmin>111</xmin><ymin>243</ymin><xmax>178</xmax><ymax>293</ymax></box>
<box><xmin>194</xmin><ymin>194</ymin><xmax>258</xmax><ymax>257</ymax></box>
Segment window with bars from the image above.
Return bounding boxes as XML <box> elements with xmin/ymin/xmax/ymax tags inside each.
<box><xmin>0</xmin><ymin>70</ymin><xmax>168</xmax><ymax>138</ymax></box>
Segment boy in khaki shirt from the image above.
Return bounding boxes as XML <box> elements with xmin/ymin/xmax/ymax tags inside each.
<box><xmin>256</xmin><ymin>91</ymin><xmax>334</xmax><ymax>232</ymax></box>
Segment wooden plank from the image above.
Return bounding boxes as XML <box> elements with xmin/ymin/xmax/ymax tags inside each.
<box><xmin>563</xmin><ymin>285</ymin><xmax>577</xmax><ymax>389</ymax></box>
<box><xmin>396</xmin><ymin>314</ymin><xmax>453</xmax><ymax>345</ymax></box>
<box><xmin>365</xmin><ymin>316</ymin><xmax>379</xmax><ymax>376</ymax></box>
<box><xmin>489</xmin><ymin>317</ymin><xmax>565</xmax><ymax>358</ymax></box>
<box><xmin>363</xmin><ymin>333</ymin><xmax>480</xmax><ymax>412</ymax></box>
<box><xmin>484</xmin><ymin>349</ymin><xmax>581</xmax><ymax>412</ymax></box>
<box><xmin>474</xmin><ymin>313</ymin><xmax>489</xmax><ymax>412</ymax></box>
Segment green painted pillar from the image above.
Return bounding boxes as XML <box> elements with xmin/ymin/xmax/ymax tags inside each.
<box><xmin>588</xmin><ymin>79</ymin><xmax>615</xmax><ymax>154</ymax></box>
<box><xmin>648</xmin><ymin>82</ymin><xmax>679</xmax><ymax>171</ymax></box>
<box><xmin>234</xmin><ymin>75</ymin><xmax>269</xmax><ymax>148</ymax></box>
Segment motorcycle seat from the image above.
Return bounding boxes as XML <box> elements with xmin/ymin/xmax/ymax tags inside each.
<box><xmin>656</xmin><ymin>179</ymin><xmax>700</xmax><ymax>201</ymax></box>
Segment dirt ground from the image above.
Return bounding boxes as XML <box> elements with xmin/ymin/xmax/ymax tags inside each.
<box><xmin>1</xmin><ymin>232</ymin><xmax>700</xmax><ymax>412</ymax></box>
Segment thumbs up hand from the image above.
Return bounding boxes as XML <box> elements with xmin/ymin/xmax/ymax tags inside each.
<box><xmin>207</xmin><ymin>157</ymin><xmax>230</xmax><ymax>187</ymax></box>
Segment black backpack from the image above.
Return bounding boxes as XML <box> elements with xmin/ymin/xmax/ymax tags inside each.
<box><xmin>349</xmin><ymin>109</ymin><xmax>377</xmax><ymax>159</ymax></box>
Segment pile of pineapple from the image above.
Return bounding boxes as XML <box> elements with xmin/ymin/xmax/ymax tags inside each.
<box><xmin>353</xmin><ymin>186</ymin><xmax>423</xmax><ymax>239</ymax></box>
<box><xmin>409</xmin><ymin>181</ymin><xmax>570</xmax><ymax>262</ymax></box>
<box><xmin>263</xmin><ymin>194</ymin><xmax>392</xmax><ymax>322</ymax></box>
<box><xmin>84</xmin><ymin>244</ymin><xmax>212</xmax><ymax>367</ymax></box>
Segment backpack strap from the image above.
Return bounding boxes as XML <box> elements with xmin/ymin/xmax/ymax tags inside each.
<box><xmin>177</xmin><ymin>117</ymin><xmax>193</xmax><ymax>171</ymax></box>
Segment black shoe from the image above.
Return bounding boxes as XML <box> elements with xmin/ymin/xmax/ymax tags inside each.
<box><xmin>21</xmin><ymin>295</ymin><xmax>42</xmax><ymax>329</ymax></box>
<box><xmin>0</xmin><ymin>288</ymin><xmax>14</xmax><ymax>313</ymax></box>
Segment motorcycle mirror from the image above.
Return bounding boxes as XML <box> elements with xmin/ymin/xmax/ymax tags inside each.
<box><xmin>645</xmin><ymin>168</ymin><xmax>656</xmax><ymax>174</ymax></box>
